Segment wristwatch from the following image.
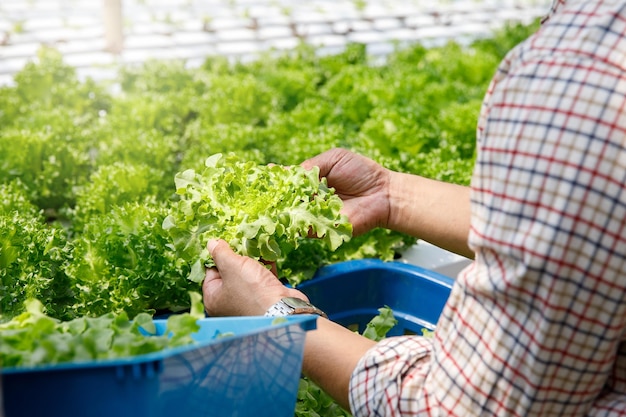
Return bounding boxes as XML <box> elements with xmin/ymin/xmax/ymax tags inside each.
<box><xmin>264</xmin><ymin>297</ymin><xmax>328</xmax><ymax>318</ymax></box>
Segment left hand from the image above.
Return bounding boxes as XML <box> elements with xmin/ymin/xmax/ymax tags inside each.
<box><xmin>202</xmin><ymin>239</ymin><xmax>308</xmax><ymax>316</ymax></box>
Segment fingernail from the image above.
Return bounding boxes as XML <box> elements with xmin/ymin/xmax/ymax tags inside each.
<box><xmin>207</xmin><ymin>239</ymin><xmax>219</xmax><ymax>252</ymax></box>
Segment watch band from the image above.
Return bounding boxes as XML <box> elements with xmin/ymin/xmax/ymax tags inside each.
<box><xmin>264</xmin><ymin>297</ymin><xmax>328</xmax><ymax>318</ymax></box>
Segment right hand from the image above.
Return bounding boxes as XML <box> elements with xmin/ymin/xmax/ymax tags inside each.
<box><xmin>203</xmin><ymin>239</ymin><xmax>307</xmax><ymax>317</ymax></box>
<box><xmin>301</xmin><ymin>148</ymin><xmax>391</xmax><ymax>236</ymax></box>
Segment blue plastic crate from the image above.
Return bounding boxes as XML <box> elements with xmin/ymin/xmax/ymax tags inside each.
<box><xmin>297</xmin><ymin>259</ymin><xmax>454</xmax><ymax>336</ymax></box>
<box><xmin>2</xmin><ymin>315</ymin><xmax>316</xmax><ymax>417</ymax></box>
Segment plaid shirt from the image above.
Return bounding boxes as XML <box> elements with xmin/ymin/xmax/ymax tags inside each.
<box><xmin>349</xmin><ymin>1</ymin><xmax>626</xmax><ymax>416</ymax></box>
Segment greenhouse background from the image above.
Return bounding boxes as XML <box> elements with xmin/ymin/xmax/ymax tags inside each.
<box><xmin>2</xmin><ymin>1</ymin><xmax>554</xmax><ymax>416</ymax></box>
<box><xmin>1</xmin><ymin>0</ymin><xmax>550</xmax><ymax>86</ymax></box>
<box><xmin>0</xmin><ymin>0</ymin><xmax>553</xmax><ymax>280</ymax></box>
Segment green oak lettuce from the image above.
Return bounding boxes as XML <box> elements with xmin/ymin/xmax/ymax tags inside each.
<box><xmin>66</xmin><ymin>202</ymin><xmax>197</xmax><ymax>319</ymax></box>
<box><xmin>0</xmin><ymin>185</ymin><xmax>75</xmax><ymax>320</ymax></box>
<box><xmin>0</xmin><ymin>293</ymin><xmax>204</xmax><ymax>368</ymax></box>
<box><xmin>163</xmin><ymin>153</ymin><xmax>352</xmax><ymax>282</ymax></box>
<box><xmin>0</xmin><ymin>22</ymin><xmax>539</xmax><ymax>322</ymax></box>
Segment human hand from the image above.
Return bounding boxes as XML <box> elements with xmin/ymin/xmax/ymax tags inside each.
<box><xmin>202</xmin><ymin>239</ymin><xmax>309</xmax><ymax>316</ymax></box>
<box><xmin>301</xmin><ymin>148</ymin><xmax>391</xmax><ymax>235</ymax></box>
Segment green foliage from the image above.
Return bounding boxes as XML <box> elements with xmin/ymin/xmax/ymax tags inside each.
<box><xmin>12</xmin><ymin>47</ymin><xmax>111</xmax><ymax>116</ymax></box>
<box><xmin>65</xmin><ymin>203</ymin><xmax>197</xmax><ymax>318</ymax></box>
<box><xmin>0</xmin><ymin>124</ymin><xmax>92</xmax><ymax>212</ymax></box>
<box><xmin>362</xmin><ymin>306</ymin><xmax>399</xmax><ymax>342</ymax></box>
<box><xmin>181</xmin><ymin>122</ymin><xmax>266</xmax><ymax>170</ymax></box>
<box><xmin>69</xmin><ymin>162</ymin><xmax>164</xmax><ymax>231</ymax></box>
<box><xmin>0</xmin><ymin>294</ymin><xmax>204</xmax><ymax>368</ymax></box>
<box><xmin>0</xmin><ymin>21</ymin><xmax>539</xmax><ymax>321</ymax></box>
<box><xmin>194</xmin><ymin>73</ymin><xmax>280</xmax><ymax>126</ymax></box>
<box><xmin>105</xmin><ymin>92</ymin><xmax>194</xmax><ymax>137</ymax></box>
<box><xmin>119</xmin><ymin>59</ymin><xmax>199</xmax><ymax>95</ymax></box>
<box><xmin>0</xmin><ymin>180</ymin><xmax>40</xmax><ymax>217</ymax></box>
<box><xmin>0</xmin><ymin>85</ymin><xmax>21</xmax><ymax>126</ymax></box>
<box><xmin>164</xmin><ymin>153</ymin><xmax>352</xmax><ymax>282</ymax></box>
<box><xmin>282</xmin><ymin>228</ymin><xmax>414</xmax><ymax>286</ymax></box>
<box><xmin>296</xmin><ymin>378</ymin><xmax>351</xmax><ymax>417</ymax></box>
<box><xmin>0</xmin><ymin>210</ymin><xmax>74</xmax><ymax>320</ymax></box>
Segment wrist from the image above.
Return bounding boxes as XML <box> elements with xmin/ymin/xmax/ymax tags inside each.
<box><xmin>386</xmin><ymin>170</ymin><xmax>414</xmax><ymax>232</ymax></box>
<box><xmin>264</xmin><ymin>297</ymin><xmax>327</xmax><ymax>318</ymax></box>
<box><xmin>258</xmin><ymin>288</ymin><xmax>308</xmax><ymax>315</ymax></box>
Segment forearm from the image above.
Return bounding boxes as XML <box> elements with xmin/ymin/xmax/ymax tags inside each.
<box><xmin>301</xmin><ymin>318</ymin><xmax>377</xmax><ymax>411</ymax></box>
<box><xmin>387</xmin><ymin>171</ymin><xmax>473</xmax><ymax>259</ymax></box>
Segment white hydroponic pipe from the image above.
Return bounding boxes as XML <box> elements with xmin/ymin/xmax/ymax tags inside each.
<box><xmin>103</xmin><ymin>0</ymin><xmax>123</xmax><ymax>54</ymax></box>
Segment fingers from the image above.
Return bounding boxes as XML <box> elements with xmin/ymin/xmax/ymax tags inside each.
<box><xmin>203</xmin><ymin>239</ymin><xmax>237</xmax><ymax>294</ymax></box>
<box><xmin>203</xmin><ymin>238</ymin><xmax>312</xmax><ymax>316</ymax></box>
<box><xmin>203</xmin><ymin>266</ymin><xmax>221</xmax><ymax>289</ymax></box>
<box><xmin>301</xmin><ymin>148</ymin><xmax>349</xmax><ymax>175</ymax></box>
<box><xmin>202</xmin><ymin>267</ymin><xmax>222</xmax><ymax>307</ymax></box>
<box><xmin>206</xmin><ymin>238</ymin><xmax>222</xmax><ymax>257</ymax></box>
<box><xmin>207</xmin><ymin>238</ymin><xmax>240</xmax><ymax>273</ymax></box>
<box><xmin>203</xmin><ymin>239</ymin><xmax>236</xmax><ymax>315</ymax></box>
<box><xmin>261</xmin><ymin>259</ymin><xmax>279</xmax><ymax>276</ymax></box>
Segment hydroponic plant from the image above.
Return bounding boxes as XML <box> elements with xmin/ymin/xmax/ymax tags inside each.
<box><xmin>0</xmin><ymin>20</ymin><xmax>538</xmax><ymax>416</ymax></box>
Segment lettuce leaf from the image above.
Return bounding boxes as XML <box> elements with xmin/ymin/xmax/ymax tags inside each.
<box><xmin>163</xmin><ymin>153</ymin><xmax>352</xmax><ymax>282</ymax></box>
<box><xmin>0</xmin><ymin>294</ymin><xmax>204</xmax><ymax>368</ymax></box>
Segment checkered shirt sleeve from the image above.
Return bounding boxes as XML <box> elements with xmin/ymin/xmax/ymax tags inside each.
<box><xmin>349</xmin><ymin>1</ymin><xmax>626</xmax><ymax>416</ymax></box>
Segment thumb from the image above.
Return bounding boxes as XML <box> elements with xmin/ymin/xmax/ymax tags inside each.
<box><xmin>207</xmin><ymin>239</ymin><xmax>243</xmax><ymax>272</ymax></box>
<box><xmin>207</xmin><ymin>239</ymin><xmax>230</xmax><ymax>264</ymax></box>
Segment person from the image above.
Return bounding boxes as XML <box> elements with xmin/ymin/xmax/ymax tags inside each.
<box><xmin>202</xmin><ymin>0</ymin><xmax>626</xmax><ymax>415</ymax></box>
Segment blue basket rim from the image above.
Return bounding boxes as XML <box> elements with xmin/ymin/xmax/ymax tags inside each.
<box><xmin>300</xmin><ymin>258</ymin><xmax>455</xmax><ymax>289</ymax></box>
<box><xmin>1</xmin><ymin>315</ymin><xmax>317</xmax><ymax>375</ymax></box>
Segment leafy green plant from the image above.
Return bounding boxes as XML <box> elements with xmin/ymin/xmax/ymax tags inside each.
<box><xmin>0</xmin><ymin>20</ymin><xmax>540</xmax><ymax>415</ymax></box>
<box><xmin>164</xmin><ymin>153</ymin><xmax>352</xmax><ymax>282</ymax></box>
<box><xmin>282</xmin><ymin>228</ymin><xmax>414</xmax><ymax>286</ymax></box>
<box><xmin>0</xmin><ymin>180</ymin><xmax>40</xmax><ymax>218</ymax></box>
<box><xmin>362</xmin><ymin>306</ymin><xmax>399</xmax><ymax>342</ymax></box>
<box><xmin>68</xmin><ymin>162</ymin><xmax>164</xmax><ymax>231</ymax></box>
<box><xmin>66</xmin><ymin>202</ymin><xmax>197</xmax><ymax>319</ymax></box>
<box><xmin>0</xmin><ymin>125</ymin><xmax>92</xmax><ymax>212</ymax></box>
<box><xmin>0</xmin><ymin>293</ymin><xmax>204</xmax><ymax>368</ymax></box>
<box><xmin>12</xmin><ymin>47</ymin><xmax>111</xmax><ymax>121</ymax></box>
<box><xmin>0</xmin><ymin>210</ymin><xmax>74</xmax><ymax>320</ymax></box>
<box><xmin>296</xmin><ymin>378</ymin><xmax>351</xmax><ymax>417</ymax></box>
<box><xmin>0</xmin><ymin>21</ymin><xmax>539</xmax><ymax>321</ymax></box>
